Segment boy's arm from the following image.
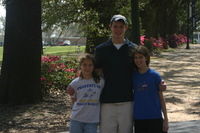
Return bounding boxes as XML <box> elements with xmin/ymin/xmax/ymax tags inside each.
<box><xmin>158</xmin><ymin>91</ymin><xmax>169</xmax><ymax>132</ymax></box>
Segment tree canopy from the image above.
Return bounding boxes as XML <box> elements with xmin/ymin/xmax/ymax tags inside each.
<box><xmin>41</xmin><ymin>0</ymin><xmax>200</xmax><ymax>52</ymax></box>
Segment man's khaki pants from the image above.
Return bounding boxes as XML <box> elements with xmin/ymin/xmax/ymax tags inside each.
<box><xmin>99</xmin><ymin>101</ymin><xmax>133</xmax><ymax>133</ymax></box>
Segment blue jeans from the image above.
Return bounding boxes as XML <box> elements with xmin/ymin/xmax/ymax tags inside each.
<box><xmin>70</xmin><ymin>119</ymin><xmax>99</xmax><ymax>133</ymax></box>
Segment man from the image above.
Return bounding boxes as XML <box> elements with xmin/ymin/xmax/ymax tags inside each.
<box><xmin>94</xmin><ymin>14</ymin><xmax>166</xmax><ymax>133</ymax></box>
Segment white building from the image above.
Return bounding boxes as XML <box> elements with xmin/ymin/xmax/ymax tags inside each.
<box><xmin>193</xmin><ymin>32</ymin><xmax>200</xmax><ymax>43</ymax></box>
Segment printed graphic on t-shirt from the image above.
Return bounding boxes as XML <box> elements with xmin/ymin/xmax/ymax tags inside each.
<box><xmin>76</xmin><ymin>83</ymin><xmax>101</xmax><ymax>106</ymax></box>
<box><xmin>135</xmin><ymin>83</ymin><xmax>149</xmax><ymax>91</ymax></box>
<box><xmin>84</xmin><ymin>88</ymin><xmax>96</xmax><ymax>98</ymax></box>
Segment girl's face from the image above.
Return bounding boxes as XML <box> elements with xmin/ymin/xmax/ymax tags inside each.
<box><xmin>134</xmin><ymin>53</ymin><xmax>148</xmax><ymax>69</ymax></box>
<box><xmin>80</xmin><ymin>59</ymin><xmax>94</xmax><ymax>78</ymax></box>
<box><xmin>109</xmin><ymin>21</ymin><xmax>128</xmax><ymax>40</ymax></box>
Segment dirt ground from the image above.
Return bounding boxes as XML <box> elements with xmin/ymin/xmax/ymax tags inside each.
<box><xmin>150</xmin><ymin>44</ymin><xmax>200</xmax><ymax>122</ymax></box>
<box><xmin>0</xmin><ymin>44</ymin><xmax>200</xmax><ymax>133</ymax></box>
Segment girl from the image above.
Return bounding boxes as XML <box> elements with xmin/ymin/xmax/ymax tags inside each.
<box><xmin>132</xmin><ymin>45</ymin><xmax>169</xmax><ymax>133</ymax></box>
<box><xmin>67</xmin><ymin>53</ymin><xmax>104</xmax><ymax>133</ymax></box>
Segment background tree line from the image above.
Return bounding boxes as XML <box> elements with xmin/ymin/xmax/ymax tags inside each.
<box><xmin>41</xmin><ymin>0</ymin><xmax>200</xmax><ymax>53</ymax></box>
<box><xmin>0</xmin><ymin>0</ymin><xmax>199</xmax><ymax>105</ymax></box>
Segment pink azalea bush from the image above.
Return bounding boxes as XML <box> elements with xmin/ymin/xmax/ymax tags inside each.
<box><xmin>41</xmin><ymin>55</ymin><xmax>79</xmax><ymax>95</ymax></box>
<box><xmin>166</xmin><ymin>34</ymin><xmax>188</xmax><ymax>48</ymax></box>
<box><xmin>140</xmin><ymin>35</ymin><xmax>166</xmax><ymax>53</ymax></box>
<box><xmin>140</xmin><ymin>34</ymin><xmax>188</xmax><ymax>52</ymax></box>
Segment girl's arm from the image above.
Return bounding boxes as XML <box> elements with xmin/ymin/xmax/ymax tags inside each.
<box><xmin>66</xmin><ymin>85</ymin><xmax>75</xmax><ymax>96</ymax></box>
<box><xmin>71</xmin><ymin>97</ymin><xmax>77</xmax><ymax>106</ymax></box>
<box><xmin>159</xmin><ymin>80</ymin><xmax>167</xmax><ymax>92</ymax></box>
<box><xmin>158</xmin><ymin>91</ymin><xmax>169</xmax><ymax>132</ymax></box>
<box><xmin>94</xmin><ymin>68</ymin><xmax>103</xmax><ymax>76</ymax></box>
<box><xmin>66</xmin><ymin>85</ymin><xmax>76</xmax><ymax>106</ymax></box>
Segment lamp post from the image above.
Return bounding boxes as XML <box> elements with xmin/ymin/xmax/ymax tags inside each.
<box><xmin>186</xmin><ymin>0</ymin><xmax>190</xmax><ymax>49</ymax></box>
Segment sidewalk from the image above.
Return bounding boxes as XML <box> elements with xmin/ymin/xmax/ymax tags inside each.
<box><xmin>168</xmin><ymin>120</ymin><xmax>200</xmax><ymax>133</ymax></box>
<box><xmin>60</xmin><ymin>120</ymin><xmax>200</xmax><ymax>133</ymax></box>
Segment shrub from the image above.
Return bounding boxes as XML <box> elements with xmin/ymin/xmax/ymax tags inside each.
<box><xmin>140</xmin><ymin>35</ymin><xmax>165</xmax><ymax>54</ymax></box>
<box><xmin>41</xmin><ymin>55</ymin><xmax>79</xmax><ymax>95</ymax></box>
<box><xmin>140</xmin><ymin>34</ymin><xmax>188</xmax><ymax>51</ymax></box>
<box><xmin>166</xmin><ymin>34</ymin><xmax>187</xmax><ymax>48</ymax></box>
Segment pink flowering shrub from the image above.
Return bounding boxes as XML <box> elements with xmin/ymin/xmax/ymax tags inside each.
<box><xmin>41</xmin><ymin>55</ymin><xmax>79</xmax><ymax>95</ymax></box>
<box><xmin>140</xmin><ymin>35</ymin><xmax>165</xmax><ymax>53</ymax></box>
<box><xmin>166</xmin><ymin>34</ymin><xmax>187</xmax><ymax>48</ymax></box>
<box><xmin>140</xmin><ymin>34</ymin><xmax>187</xmax><ymax>51</ymax></box>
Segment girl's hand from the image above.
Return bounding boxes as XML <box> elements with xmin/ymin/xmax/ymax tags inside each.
<box><xmin>66</xmin><ymin>85</ymin><xmax>75</xmax><ymax>96</ymax></box>
<box><xmin>159</xmin><ymin>80</ymin><xmax>167</xmax><ymax>92</ymax></box>
<box><xmin>163</xmin><ymin>119</ymin><xmax>169</xmax><ymax>132</ymax></box>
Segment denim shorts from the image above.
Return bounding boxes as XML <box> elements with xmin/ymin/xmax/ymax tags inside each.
<box><xmin>70</xmin><ymin>119</ymin><xmax>99</xmax><ymax>133</ymax></box>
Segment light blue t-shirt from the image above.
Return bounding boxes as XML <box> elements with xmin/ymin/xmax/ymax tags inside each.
<box><xmin>132</xmin><ymin>68</ymin><xmax>162</xmax><ymax>120</ymax></box>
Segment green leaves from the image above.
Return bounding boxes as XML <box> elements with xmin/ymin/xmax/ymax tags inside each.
<box><xmin>41</xmin><ymin>55</ymin><xmax>79</xmax><ymax>95</ymax></box>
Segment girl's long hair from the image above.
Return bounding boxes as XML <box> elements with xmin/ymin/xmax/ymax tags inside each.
<box><xmin>78</xmin><ymin>53</ymin><xmax>100</xmax><ymax>83</ymax></box>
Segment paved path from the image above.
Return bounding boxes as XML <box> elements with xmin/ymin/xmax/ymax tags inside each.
<box><xmin>169</xmin><ymin>120</ymin><xmax>200</xmax><ymax>133</ymax></box>
<box><xmin>60</xmin><ymin>44</ymin><xmax>200</xmax><ymax>133</ymax></box>
<box><xmin>60</xmin><ymin>120</ymin><xmax>200</xmax><ymax>133</ymax></box>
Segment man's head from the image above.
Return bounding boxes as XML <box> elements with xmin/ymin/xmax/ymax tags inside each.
<box><xmin>110</xmin><ymin>14</ymin><xmax>127</xmax><ymax>25</ymax></box>
<box><xmin>109</xmin><ymin>14</ymin><xmax>128</xmax><ymax>41</ymax></box>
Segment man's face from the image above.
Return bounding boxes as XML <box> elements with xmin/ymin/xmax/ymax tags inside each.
<box><xmin>109</xmin><ymin>21</ymin><xmax>128</xmax><ymax>39</ymax></box>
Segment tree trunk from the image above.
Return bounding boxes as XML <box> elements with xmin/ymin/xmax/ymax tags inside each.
<box><xmin>130</xmin><ymin>0</ymin><xmax>140</xmax><ymax>44</ymax></box>
<box><xmin>0</xmin><ymin>0</ymin><xmax>43</xmax><ymax>104</ymax></box>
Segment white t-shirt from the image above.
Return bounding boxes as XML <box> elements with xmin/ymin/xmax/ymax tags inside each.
<box><xmin>70</xmin><ymin>77</ymin><xmax>104</xmax><ymax>123</ymax></box>
<box><xmin>113</xmin><ymin>43</ymin><xmax>123</xmax><ymax>50</ymax></box>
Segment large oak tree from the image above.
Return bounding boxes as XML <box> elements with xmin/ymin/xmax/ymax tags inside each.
<box><xmin>0</xmin><ymin>0</ymin><xmax>43</xmax><ymax>104</ymax></box>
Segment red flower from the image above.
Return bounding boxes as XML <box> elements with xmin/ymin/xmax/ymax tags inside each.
<box><xmin>40</xmin><ymin>78</ymin><xmax>46</xmax><ymax>81</ymax></box>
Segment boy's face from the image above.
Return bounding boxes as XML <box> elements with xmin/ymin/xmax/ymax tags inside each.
<box><xmin>109</xmin><ymin>21</ymin><xmax>128</xmax><ymax>40</ymax></box>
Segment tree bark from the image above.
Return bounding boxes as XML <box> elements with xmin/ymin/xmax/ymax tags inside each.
<box><xmin>0</xmin><ymin>0</ymin><xmax>43</xmax><ymax>104</ymax></box>
<box><xmin>130</xmin><ymin>0</ymin><xmax>140</xmax><ymax>44</ymax></box>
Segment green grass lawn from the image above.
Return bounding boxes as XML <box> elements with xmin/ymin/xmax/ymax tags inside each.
<box><xmin>43</xmin><ymin>45</ymin><xmax>85</xmax><ymax>56</ymax></box>
<box><xmin>0</xmin><ymin>45</ymin><xmax>86</xmax><ymax>66</ymax></box>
